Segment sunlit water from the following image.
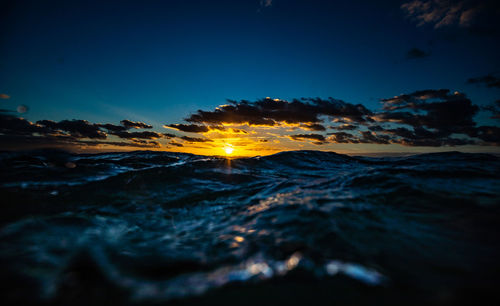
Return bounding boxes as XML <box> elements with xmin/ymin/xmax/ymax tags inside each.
<box><xmin>1</xmin><ymin>150</ymin><xmax>499</xmax><ymax>305</ymax></box>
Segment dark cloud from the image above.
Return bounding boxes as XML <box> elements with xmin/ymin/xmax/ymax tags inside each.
<box><xmin>183</xmin><ymin>97</ymin><xmax>373</xmax><ymax>127</ymax></box>
<box><xmin>0</xmin><ymin>131</ymin><xmax>159</xmax><ymax>151</ymax></box>
<box><xmin>0</xmin><ymin>113</ymin><xmax>162</xmax><ymax>150</ymax></box>
<box><xmin>371</xmin><ymin>89</ymin><xmax>500</xmax><ymax>146</ymax></box>
<box><xmin>331</xmin><ymin>124</ymin><xmax>357</xmax><ymax>130</ymax></box>
<box><xmin>328</xmin><ymin>89</ymin><xmax>499</xmax><ymax>146</ymax></box>
<box><xmin>230</xmin><ymin>128</ymin><xmax>248</xmax><ymax>134</ymax></box>
<box><xmin>376</xmin><ymin>89</ymin><xmax>479</xmax><ymax>135</ymax></box>
<box><xmin>165</xmin><ymin>92</ymin><xmax>498</xmax><ymax>147</ymax></box>
<box><xmin>370</xmin><ymin>89</ymin><xmax>500</xmax><ymax>146</ymax></box>
<box><xmin>358</xmin><ymin>131</ymin><xmax>391</xmax><ymax>144</ymax></box>
<box><xmin>289</xmin><ymin>133</ymin><xmax>327</xmax><ymax>144</ymax></box>
<box><xmin>96</xmin><ymin>123</ymin><xmax>128</xmax><ymax>132</ymax></box>
<box><xmin>300</xmin><ymin>123</ymin><xmax>326</xmax><ymax>131</ymax></box>
<box><xmin>328</xmin><ymin>132</ymin><xmax>360</xmax><ymax>144</ymax></box>
<box><xmin>1</xmin><ymin>113</ymin><xmax>53</xmax><ymax>136</ymax></box>
<box><xmin>111</xmin><ymin>131</ymin><xmax>163</xmax><ymax>140</ymax></box>
<box><xmin>383</xmin><ymin>126</ymin><xmax>457</xmax><ymax>146</ymax></box>
<box><xmin>180</xmin><ymin>136</ymin><xmax>212</xmax><ymax>143</ymax></box>
<box><xmin>165</xmin><ymin>124</ymin><xmax>210</xmax><ymax>133</ymax></box>
<box><xmin>406</xmin><ymin>48</ymin><xmax>431</xmax><ymax>59</ymax></box>
<box><xmin>37</xmin><ymin>119</ymin><xmax>107</xmax><ymax>139</ymax></box>
<box><xmin>482</xmin><ymin>100</ymin><xmax>500</xmax><ymax>119</ymax></box>
<box><xmin>169</xmin><ymin>141</ymin><xmax>184</xmax><ymax>147</ymax></box>
<box><xmin>380</xmin><ymin>89</ymin><xmax>451</xmax><ymax>109</ymax></box>
<box><xmin>467</xmin><ymin>75</ymin><xmax>500</xmax><ymax>88</ymax></box>
<box><xmin>97</xmin><ymin>120</ymin><xmax>154</xmax><ymax>132</ymax></box>
<box><xmin>467</xmin><ymin>125</ymin><xmax>500</xmax><ymax>144</ymax></box>
<box><xmin>120</xmin><ymin>120</ymin><xmax>152</xmax><ymax>129</ymax></box>
<box><xmin>163</xmin><ymin>133</ymin><xmax>177</xmax><ymax>138</ymax></box>
<box><xmin>130</xmin><ymin>139</ymin><xmax>162</xmax><ymax>147</ymax></box>
<box><xmin>368</xmin><ymin>125</ymin><xmax>385</xmax><ymax>132</ymax></box>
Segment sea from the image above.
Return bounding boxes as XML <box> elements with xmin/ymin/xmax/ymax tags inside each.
<box><xmin>1</xmin><ymin>150</ymin><xmax>499</xmax><ymax>305</ymax></box>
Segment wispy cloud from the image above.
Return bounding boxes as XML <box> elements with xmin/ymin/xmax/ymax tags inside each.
<box><xmin>401</xmin><ymin>0</ymin><xmax>497</xmax><ymax>29</ymax></box>
<box><xmin>467</xmin><ymin>74</ymin><xmax>500</xmax><ymax>88</ymax></box>
<box><xmin>260</xmin><ymin>0</ymin><xmax>273</xmax><ymax>8</ymax></box>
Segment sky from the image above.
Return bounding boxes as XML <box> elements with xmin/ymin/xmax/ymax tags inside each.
<box><xmin>1</xmin><ymin>0</ymin><xmax>499</xmax><ymax>156</ymax></box>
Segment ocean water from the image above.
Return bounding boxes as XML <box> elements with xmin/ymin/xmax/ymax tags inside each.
<box><xmin>1</xmin><ymin>150</ymin><xmax>499</xmax><ymax>305</ymax></box>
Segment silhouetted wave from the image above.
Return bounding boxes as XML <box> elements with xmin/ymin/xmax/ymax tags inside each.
<box><xmin>1</xmin><ymin>150</ymin><xmax>499</xmax><ymax>305</ymax></box>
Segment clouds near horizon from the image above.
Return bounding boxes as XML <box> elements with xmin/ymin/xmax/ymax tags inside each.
<box><xmin>1</xmin><ymin>87</ymin><xmax>499</xmax><ymax>153</ymax></box>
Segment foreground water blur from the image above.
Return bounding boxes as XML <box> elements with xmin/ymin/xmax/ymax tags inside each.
<box><xmin>1</xmin><ymin>150</ymin><xmax>499</xmax><ymax>305</ymax></box>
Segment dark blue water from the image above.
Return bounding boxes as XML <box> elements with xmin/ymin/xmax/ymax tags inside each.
<box><xmin>1</xmin><ymin>150</ymin><xmax>499</xmax><ymax>305</ymax></box>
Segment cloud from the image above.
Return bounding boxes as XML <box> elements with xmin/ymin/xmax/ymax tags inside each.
<box><xmin>120</xmin><ymin>119</ymin><xmax>152</xmax><ymax>129</ymax></box>
<box><xmin>260</xmin><ymin>0</ymin><xmax>273</xmax><ymax>8</ymax></box>
<box><xmin>17</xmin><ymin>105</ymin><xmax>28</xmax><ymax>113</ymax></box>
<box><xmin>368</xmin><ymin>89</ymin><xmax>500</xmax><ymax>146</ymax></box>
<box><xmin>0</xmin><ymin>134</ymin><xmax>161</xmax><ymax>150</ymax></box>
<box><xmin>358</xmin><ymin>131</ymin><xmax>391</xmax><ymax>144</ymax></box>
<box><xmin>130</xmin><ymin>139</ymin><xmax>162</xmax><ymax>147</ymax></box>
<box><xmin>163</xmin><ymin>133</ymin><xmax>177</xmax><ymax>138</ymax></box>
<box><xmin>180</xmin><ymin>136</ymin><xmax>212</xmax><ymax>143</ymax></box>
<box><xmin>1</xmin><ymin>114</ymin><xmax>53</xmax><ymax>136</ymax></box>
<box><xmin>328</xmin><ymin>132</ymin><xmax>360</xmax><ymax>144</ymax></box>
<box><xmin>163</xmin><ymin>92</ymin><xmax>499</xmax><ymax>148</ymax></box>
<box><xmin>111</xmin><ymin>131</ymin><xmax>163</xmax><ymax>139</ymax></box>
<box><xmin>37</xmin><ymin>119</ymin><xmax>107</xmax><ymax>139</ymax></box>
<box><xmin>375</xmin><ymin>89</ymin><xmax>478</xmax><ymax>135</ymax></box>
<box><xmin>169</xmin><ymin>141</ymin><xmax>184</xmax><ymax>147</ymax></box>
<box><xmin>401</xmin><ymin>0</ymin><xmax>500</xmax><ymax>30</ymax></box>
<box><xmin>288</xmin><ymin>133</ymin><xmax>327</xmax><ymax>144</ymax></box>
<box><xmin>183</xmin><ymin>97</ymin><xmax>373</xmax><ymax>127</ymax></box>
<box><xmin>406</xmin><ymin>47</ymin><xmax>431</xmax><ymax>59</ymax></box>
<box><xmin>331</xmin><ymin>124</ymin><xmax>357</xmax><ymax>130</ymax></box>
<box><xmin>368</xmin><ymin>125</ymin><xmax>385</xmax><ymax>132</ymax></box>
<box><xmin>471</xmin><ymin>125</ymin><xmax>500</xmax><ymax>144</ymax></box>
<box><xmin>98</xmin><ymin>119</ymin><xmax>155</xmax><ymax>133</ymax></box>
<box><xmin>0</xmin><ymin>113</ymin><xmax>162</xmax><ymax>150</ymax></box>
<box><xmin>467</xmin><ymin>74</ymin><xmax>500</xmax><ymax>88</ymax></box>
<box><xmin>96</xmin><ymin>123</ymin><xmax>128</xmax><ymax>132</ymax></box>
<box><xmin>0</xmin><ymin>93</ymin><xmax>11</xmax><ymax>99</ymax></box>
<box><xmin>482</xmin><ymin>100</ymin><xmax>500</xmax><ymax>119</ymax></box>
<box><xmin>300</xmin><ymin>123</ymin><xmax>327</xmax><ymax>131</ymax></box>
<box><xmin>0</xmin><ymin>115</ymin><xmax>160</xmax><ymax>150</ymax></box>
<box><xmin>2</xmin><ymin>89</ymin><xmax>499</xmax><ymax>151</ymax></box>
<box><xmin>165</xmin><ymin>123</ymin><xmax>210</xmax><ymax>133</ymax></box>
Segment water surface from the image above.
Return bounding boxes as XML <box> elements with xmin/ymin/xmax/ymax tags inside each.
<box><xmin>1</xmin><ymin>150</ymin><xmax>499</xmax><ymax>305</ymax></box>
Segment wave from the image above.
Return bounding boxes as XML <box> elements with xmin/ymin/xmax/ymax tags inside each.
<box><xmin>1</xmin><ymin>150</ymin><xmax>500</xmax><ymax>305</ymax></box>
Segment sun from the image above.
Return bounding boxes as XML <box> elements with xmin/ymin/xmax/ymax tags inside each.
<box><xmin>224</xmin><ymin>146</ymin><xmax>234</xmax><ymax>155</ymax></box>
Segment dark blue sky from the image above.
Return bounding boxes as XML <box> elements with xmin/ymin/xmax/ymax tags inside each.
<box><xmin>1</xmin><ymin>0</ymin><xmax>499</xmax><ymax>154</ymax></box>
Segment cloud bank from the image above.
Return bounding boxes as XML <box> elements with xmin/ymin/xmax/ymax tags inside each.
<box><xmin>165</xmin><ymin>90</ymin><xmax>500</xmax><ymax>147</ymax></box>
<box><xmin>1</xmin><ymin>88</ymin><xmax>499</xmax><ymax>152</ymax></box>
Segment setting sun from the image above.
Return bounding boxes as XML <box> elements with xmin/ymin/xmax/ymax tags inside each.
<box><xmin>224</xmin><ymin>146</ymin><xmax>234</xmax><ymax>155</ymax></box>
